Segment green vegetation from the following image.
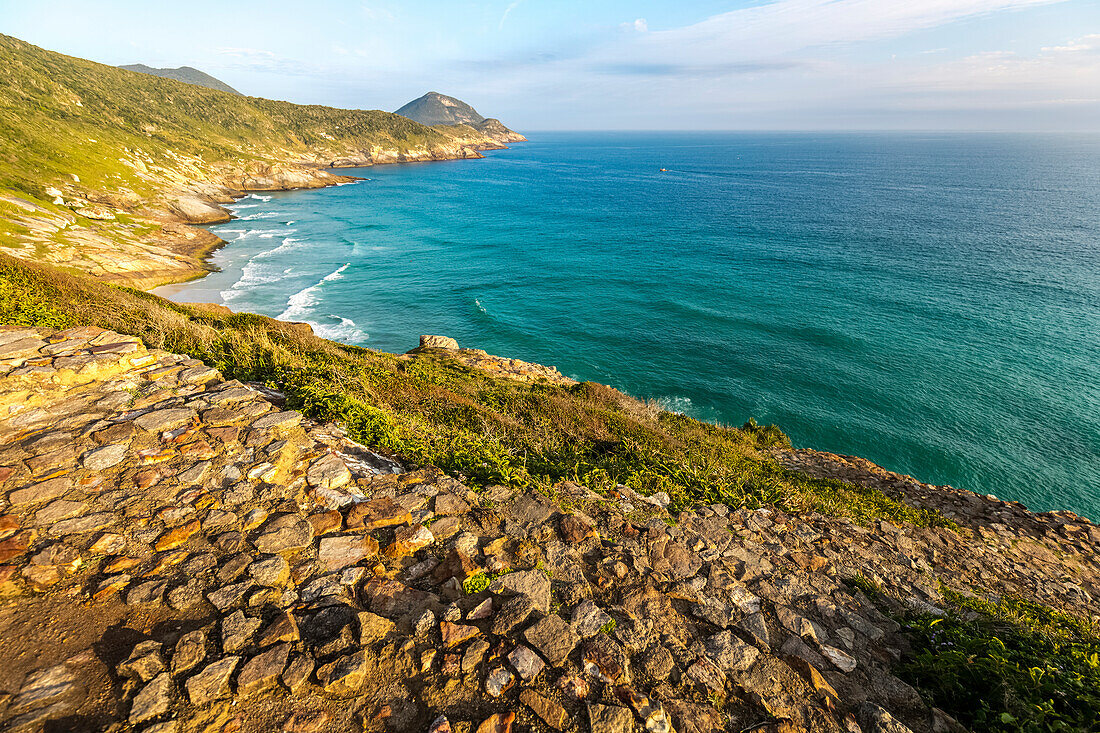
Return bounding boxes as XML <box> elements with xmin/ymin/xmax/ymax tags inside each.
<box><xmin>0</xmin><ymin>254</ymin><xmax>950</xmax><ymax>529</ymax></box>
<box><xmin>0</xmin><ymin>34</ymin><xmax>467</xmax><ymax>200</ymax></box>
<box><xmin>848</xmin><ymin>577</ymin><xmax>1100</xmax><ymax>733</ymax></box>
<box><xmin>902</xmin><ymin>590</ymin><xmax>1100</xmax><ymax>732</ymax></box>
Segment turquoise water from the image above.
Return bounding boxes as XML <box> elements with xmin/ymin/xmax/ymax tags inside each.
<box><xmin>159</xmin><ymin>132</ymin><xmax>1100</xmax><ymax>519</ymax></box>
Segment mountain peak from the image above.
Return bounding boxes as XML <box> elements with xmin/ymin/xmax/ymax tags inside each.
<box><xmin>119</xmin><ymin>64</ymin><xmax>241</xmax><ymax>95</ymax></box>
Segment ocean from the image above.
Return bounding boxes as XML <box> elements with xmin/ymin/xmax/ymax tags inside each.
<box><xmin>156</xmin><ymin>132</ymin><xmax>1100</xmax><ymax>519</ymax></box>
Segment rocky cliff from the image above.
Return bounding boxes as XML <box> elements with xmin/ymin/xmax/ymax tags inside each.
<box><xmin>0</xmin><ymin>36</ymin><xmax>520</xmax><ymax>290</ymax></box>
<box><xmin>0</xmin><ymin>325</ymin><xmax>1096</xmax><ymax>733</ymax></box>
<box><xmin>397</xmin><ymin>93</ymin><xmax>527</xmax><ymax>145</ymax></box>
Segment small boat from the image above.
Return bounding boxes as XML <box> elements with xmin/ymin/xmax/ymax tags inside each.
<box><xmin>659</xmin><ymin>168</ymin><xmax>669</xmax><ymax>172</ymax></box>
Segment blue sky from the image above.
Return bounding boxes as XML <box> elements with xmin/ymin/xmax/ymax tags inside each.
<box><xmin>2</xmin><ymin>0</ymin><xmax>1098</xmax><ymax>130</ymax></box>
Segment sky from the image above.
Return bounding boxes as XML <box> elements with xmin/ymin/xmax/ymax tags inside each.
<box><xmin>2</xmin><ymin>0</ymin><xmax>1099</xmax><ymax>130</ymax></box>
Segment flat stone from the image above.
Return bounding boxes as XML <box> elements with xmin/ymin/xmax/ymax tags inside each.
<box><xmin>383</xmin><ymin>523</ymin><xmax>434</xmax><ymax>559</ymax></box>
<box><xmin>12</xmin><ymin>663</ymin><xmax>80</xmax><ymax>711</ymax></box>
<box><xmin>34</xmin><ymin>500</ymin><xmax>86</xmax><ymax>525</ymax></box>
<box><xmin>358</xmin><ymin>611</ymin><xmax>396</xmax><ymax>645</ymax></box>
<box><xmin>48</xmin><ymin>512</ymin><xmax>117</xmax><ymax>537</ymax></box>
<box><xmin>821</xmin><ymin>643</ymin><xmax>858</xmax><ymax>673</ymax></box>
<box><xmin>282</xmin><ymin>710</ymin><xmax>333</xmax><ymax>733</ymax></box>
<box><xmin>134</xmin><ymin>408</ymin><xmax>196</xmax><ymax>433</ymax></box>
<box><xmin>237</xmin><ymin>642</ymin><xmax>290</xmax><ymax>696</ymax></box>
<box><xmin>306</xmin><ymin>454</ymin><xmax>352</xmax><ymax>490</ymax></box>
<box><xmin>507</xmin><ymin>644</ymin><xmax>546</xmax><ymax>682</ymax></box>
<box><xmin>82</xmin><ymin>443</ymin><xmax>129</xmax><ymax>471</ymax></box>
<box><xmin>571</xmin><ymin>599</ymin><xmax>613</xmax><ymax>638</ymax></box>
<box><xmin>258</xmin><ymin>611</ymin><xmax>300</xmax><ymax>647</ymax></box>
<box><xmin>252</xmin><ymin>410</ymin><xmax>301</xmax><ymax>431</ymax></box>
<box><xmin>361</xmin><ymin>578</ymin><xmax>438</xmax><ymax>618</ymax></box>
<box><xmin>316</xmin><ymin>650</ymin><xmax>368</xmax><ymax>696</ymax></box>
<box><xmin>282</xmin><ymin>655</ymin><xmax>315</xmax><ymax>691</ymax></box>
<box><xmin>172</xmin><ymin>629</ymin><xmax>207</xmax><ymax>676</ymax></box>
<box><xmin>167</xmin><ymin>581</ymin><xmax>205</xmax><ymax>611</ymax></box>
<box><xmin>318</xmin><ymin>534</ymin><xmax>378</xmax><ymax>572</ymax></box>
<box><xmin>474</xmin><ymin>712</ymin><xmax>515</xmax><ymax>733</ymax></box>
<box><xmin>587</xmin><ymin>703</ymin><xmax>634</xmax><ymax>733</ymax></box>
<box><xmin>441</xmin><ymin>621</ymin><xmax>480</xmax><ymax>648</ymax></box>
<box><xmin>485</xmin><ymin>666</ymin><xmax>515</xmax><ymax>698</ymax></box>
<box><xmin>524</xmin><ymin>615</ymin><xmax>580</xmax><ymax>667</ymax></box>
<box><xmin>345</xmin><ymin>496</ymin><xmax>411</xmax><ymax>531</ymax></box>
<box><xmin>434</xmin><ymin>493</ymin><xmax>470</xmax><ymax>516</ymax></box>
<box><xmin>489</xmin><ymin>570</ymin><xmax>551</xmax><ymax>613</ymax></box>
<box><xmin>490</xmin><ymin>594</ymin><xmax>536</xmax><ymax>636</ymax></box>
<box><xmin>186</xmin><ymin>657</ymin><xmax>240</xmax><ymax>705</ymax></box>
<box><xmin>462</xmin><ymin>638</ymin><xmax>492</xmax><ymax>673</ymax></box>
<box><xmin>207</xmin><ymin>582</ymin><xmax>254</xmax><ymax>611</ymax></box>
<box><xmin>254</xmin><ymin>514</ymin><xmax>314</xmax><ymax>553</ymax></box>
<box><xmin>582</xmin><ymin>635</ymin><xmax>630</xmax><ymax>683</ymax></box>
<box><xmin>126</xmin><ymin>580</ymin><xmax>168</xmax><ymax>606</ymax></box>
<box><xmin>520</xmin><ymin>689</ymin><xmax>568</xmax><ymax>730</ymax></box>
<box><xmin>221</xmin><ymin>610</ymin><xmax>262</xmax><ymax>653</ymax></box>
<box><xmin>129</xmin><ymin>673</ymin><xmax>172</xmax><ymax>724</ymax></box>
<box><xmin>703</xmin><ymin>630</ymin><xmax>760</xmax><ymax>673</ymax></box>
<box><xmin>118</xmin><ymin>641</ymin><xmax>166</xmax><ymax>682</ymax></box>
<box><xmin>9</xmin><ymin>477</ymin><xmax>70</xmax><ymax>506</ymax></box>
<box><xmin>154</xmin><ymin>519</ymin><xmax>200</xmax><ymax>551</ymax></box>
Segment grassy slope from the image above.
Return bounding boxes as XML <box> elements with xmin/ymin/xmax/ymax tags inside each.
<box><xmin>0</xmin><ymin>34</ymin><xmax>455</xmax><ymax>200</ymax></box>
<box><xmin>0</xmin><ymin>252</ymin><xmax>946</xmax><ymax>528</ymax></box>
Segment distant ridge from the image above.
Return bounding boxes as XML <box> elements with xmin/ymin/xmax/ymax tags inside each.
<box><xmin>119</xmin><ymin>64</ymin><xmax>241</xmax><ymax>95</ymax></box>
<box><xmin>396</xmin><ymin>91</ymin><xmax>526</xmax><ymax>143</ymax></box>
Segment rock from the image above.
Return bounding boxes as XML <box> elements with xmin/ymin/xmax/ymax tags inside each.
<box><xmin>258</xmin><ymin>611</ymin><xmax>300</xmax><ymax>647</ymax></box>
<box><xmin>221</xmin><ymin>610</ymin><xmax>262</xmax><ymax>653</ymax></box>
<box><xmin>345</xmin><ymin>497</ymin><xmax>412</xmax><ymax>531</ymax></box>
<box><xmin>249</xmin><ymin>555</ymin><xmax>291</xmax><ymax>586</ymax></box>
<box><xmin>737</xmin><ymin>612</ymin><xmax>771</xmax><ymax>649</ymax></box>
<box><xmin>306</xmin><ymin>454</ymin><xmax>352</xmax><ymax>490</ymax></box>
<box><xmin>316</xmin><ymin>650</ymin><xmax>368</xmax><ymax>696</ymax></box>
<box><xmin>485</xmin><ymin>666</ymin><xmax>515</xmax><ymax>698</ymax></box>
<box><xmin>572</xmin><ymin>599</ymin><xmax>613</xmax><ymax>638</ymax></box>
<box><xmin>12</xmin><ymin>663</ymin><xmax>80</xmax><ymax>711</ymax></box>
<box><xmin>587</xmin><ymin>703</ymin><xmax>634</xmax><ymax>733</ymax></box>
<box><xmin>186</xmin><ymin>657</ymin><xmax>240</xmax><ymax>705</ymax></box>
<box><xmin>358</xmin><ymin>611</ymin><xmax>396</xmax><ymax>645</ymax></box>
<box><xmin>361</xmin><ymin>578</ymin><xmax>438</xmax><ymax>618</ymax></box>
<box><xmin>702</xmin><ymin>630</ymin><xmax>760</xmax><ymax>673</ymax></box>
<box><xmin>82</xmin><ymin>443</ymin><xmax>129</xmax><ymax>470</ymax></box>
<box><xmin>419</xmin><ymin>335</ymin><xmax>458</xmax><ymax>349</ymax></box>
<box><xmin>582</xmin><ymin>635</ymin><xmax>630</xmax><ymax>683</ymax></box>
<box><xmin>524</xmin><ymin>615</ymin><xmax>580</xmax><ymax>667</ymax></box>
<box><xmin>489</xmin><ymin>569</ymin><xmax>551</xmax><ymax>613</ymax></box>
<box><xmin>507</xmin><ymin>644</ymin><xmax>546</xmax><ymax>682</ymax></box>
<box><xmin>858</xmin><ymin>702</ymin><xmax>915</xmax><ymax>733</ymax></box>
<box><xmin>172</xmin><ymin>629</ymin><xmax>207</xmax><ymax>676</ymax></box>
<box><xmin>384</xmin><ymin>523</ymin><xmax>434</xmax><ymax>558</ymax></box>
<box><xmin>9</xmin><ymin>477</ymin><xmax>70</xmax><ymax>507</ymax></box>
<box><xmin>129</xmin><ymin>673</ymin><xmax>172</xmax><ymax>724</ymax></box>
<box><xmin>426</xmin><ymin>715</ymin><xmax>452</xmax><ymax>733</ymax></box>
<box><xmin>622</xmin><ymin>689</ymin><xmax>674</xmax><ymax>733</ymax></box>
<box><xmin>237</xmin><ymin>642</ymin><xmax>290</xmax><ymax>696</ymax></box>
<box><xmin>282</xmin><ymin>654</ymin><xmax>315</xmax><ymax>691</ymax></box>
<box><xmin>820</xmin><ymin>643</ymin><xmax>858</xmax><ymax>673</ymax></box>
<box><xmin>319</xmin><ymin>534</ymin><xmax>379</xmax><ymax>571</ymax></box>
<box><xmin>133</xmin><ymin>408</ymin><xmax>196</xmax><ymax>433</ymax></box>
<box><xmin>154</xmin><ymin>519</ymin><xmax>201</xmax><ymax>551</ymax></box>
<box><xmin>434</xmin><ymin>493</ymin><xmax>470</xmax><ymax>515</ymax></box>
<box><xmin>254</xmin><ymin>514</ymin><xmax>314</xmax><ymax>553</ymax></box>
<box><xmin>462</xmin><ymin>638</ymin><xmax>492</xmax><ymax>672</ymax></box>
<box><xmin>474</xmin><ymin>712</ymin><xmax>515</xmax><ymax>733</ymax></box>
<box><xmin>640</xmin><ymin>644</ymin><xmax>676</xmax><ymax>681</ymax></box>
<box><xmin>118</xmin><ymin>641</ymin><xmax>166</xmax><ymax>682</ymax></box>
<box><xmin>559</xmin><ymin>513</ymin><xmax>597</xmax><ymax>544</ymax></box>
<box><xmin>440</xmin><ymin>621</ymin><xmax>480</xmax><ymax>648</ymax></box>
<box><xmin>126</xmin><ymin>579</ymin><xmax>168</xmax><ymax>605</ymax></box>
<box><xmin>520</xmin><ymin>689</ymin><xmax>568</xmax><ymax>730</ymax></box>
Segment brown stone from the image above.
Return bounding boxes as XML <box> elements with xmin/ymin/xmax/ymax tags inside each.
<box><xmin>154</xmin><ymin>519</ymin><xmax>201</xmax><ymax>551</ymax></box>
<box><xmin>345</xmin><ymin>497</ymin><xmax>411</xmax><ymax>531</ymax></box>
<box><xmin>258</xmin><ymin>611</ymin><xmax>300</xmax><ymax>647</ymax></box>
<box><xmin>307</xmin><ymin>510</ymin><xmax>342</xmax><ymax>535</ymax></box>
<box><xmin>474</xmin><ymin>713</ymin><xmax>514</xmax><ymax>733</ymax></box>
<box><xmin>521</xmin><ymin>689</ymin><xmax>568</xmax><ymax>730</ymax></box>
<box><xmin>441</xmin><ymin>621</ymin><xmax>480</xmax><ymax>648</ymax></box>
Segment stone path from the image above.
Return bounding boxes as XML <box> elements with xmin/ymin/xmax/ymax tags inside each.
<box><xmin>0</xmin><ymin>326</ymin><xmax>1097</xmax><ymax>733</ymax></box>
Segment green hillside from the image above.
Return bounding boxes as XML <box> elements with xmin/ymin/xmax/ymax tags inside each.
<box><xmin>119</xmin><ymin>63</ymin><xmax>242</xmax><ymax>95</ymax></box>
<box><xmin>0</xmin><ymin>34</ymin><xmax>453</xmax><ymax>199</ymax></box>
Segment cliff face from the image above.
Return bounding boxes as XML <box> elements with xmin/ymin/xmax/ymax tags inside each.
<box><xmin>0</xmin><ymin>325</ymin><xmax>1096</xmax><ymax>733</ymax></box>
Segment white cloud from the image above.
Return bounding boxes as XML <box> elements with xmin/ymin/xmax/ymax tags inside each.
<box><xmin>500</xmin><ymin>0</ymin><xmax>524</xmax><ymax>30</ymax></box>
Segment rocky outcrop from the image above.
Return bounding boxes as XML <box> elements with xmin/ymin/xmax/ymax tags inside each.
<box><xmin>408</xmin><ymin>337</ymin><xmax>574</xmax><ymax>386</ymax></box>
<box><xmin>1</xmin><ymin>325</ymin><xmax>1097</xmax><ymax>733</ymax></box>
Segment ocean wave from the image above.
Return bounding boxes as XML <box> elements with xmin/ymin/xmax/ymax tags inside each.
<box><xmin>656</xmin><ymin>395</ymin><xmax>694</xmax><ymax>415</ymax></box>
<box><xmin>276</xmin><ymin>264</ymin><xmax>350</xmax><ymax>321</ymax></box>
<box><xmin>248</xmin><ymin>193</ymin><xmax>273</xmax><ymax>201</ymax></box>
<box><xmin>238</xmin><ymin>211</ymin><xmax>283</xmax><ymax>221</ymax></box>
<box><xmin>473</xmin><ymin>298</ymin><xmax>488</xmax><ymax>315</ymax></box>
<box><xmin>312</xmin><ymin>316</ymin><xmax>368</xmax><ymax>343</ymax></box>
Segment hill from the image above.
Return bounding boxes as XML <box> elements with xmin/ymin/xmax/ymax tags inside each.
<box><xmin>119</xmin><ymin>63</ymin><xmax>242</xmax><ymax>95</ymax></box>
<box><xmin>0</xmin><ymin>35</ymin><xmax>513</xmax><ymax>288</ymax></box>
<box><xmin>397</xmin><ymin>91</ymin><xmax>526</xmax><ymax>143</ymax></box>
